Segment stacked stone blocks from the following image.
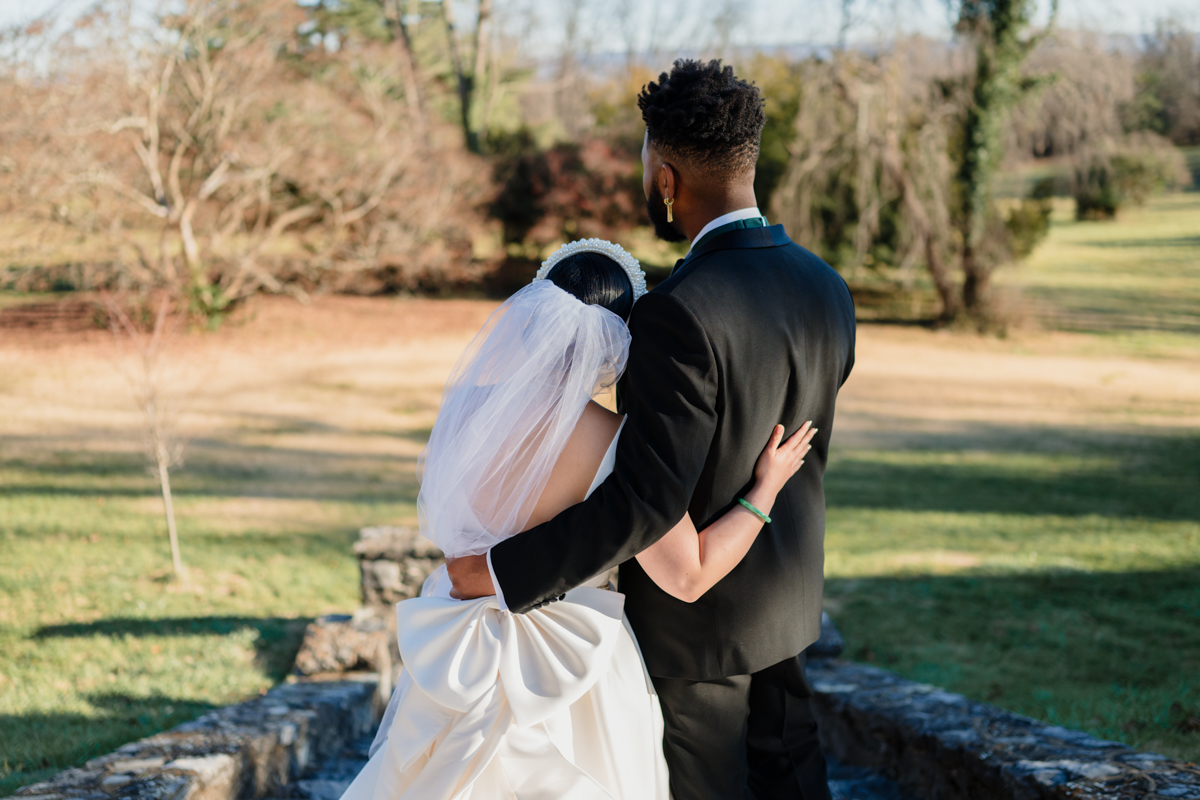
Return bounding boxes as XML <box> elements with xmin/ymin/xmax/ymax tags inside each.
<box><xmin>5</xmin><ymin>679</ymin><xmax>378</xmax><ymax>800</ymax></box>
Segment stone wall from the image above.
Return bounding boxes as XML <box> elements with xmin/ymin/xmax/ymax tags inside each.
<box><xmin>292</xmin><ymin>612</ymin><xmax>391</xmax><ymax>678</ymax></box>
<box><xmin>808</xmin><ymin>659</ymin><xmax>1200</xmax><ymax>800</ymax></box>
<box><xmin>5</xmin><ymin>679</ymin><xmax>379</xmax><ymax>800</ymax></box>
<box><xmin>354</xmin><ymin>527</ymin><xmax>442</xmax><ymax>608</ymax></box>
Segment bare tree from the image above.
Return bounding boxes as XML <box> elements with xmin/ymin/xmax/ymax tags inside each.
<box><xmin>838</xmin><ymin>0</ymin><xmax>864</xmax><ymax>50</ymax></box>
<box><xmin>474</xmin><ymin>0</ymin><xmax>495</xmax><ymax>126</ymax></box>
<box><xmin>90</xmin><ymin>0</ymin><xmax>335</xmax><ymax>305</ymax></box>
<box><xmin>388</xmin><ymin>0</ymin><xmax>427</xmax><ymax>123</ymax></box>
<box><xmin>439</xmin><ymin>0</ymin><xmax>494</xmax><ymax>152</ymax></box>
<box><xmin>104</xmin><ymin>293</ymin><xmax>188</xmax><ymax>583</ymax></box>
<box><xmin>1</xmin><ymin>0</ymin><xmax>492</xmax><ymax>306</ymax></box>
<box><xmin>1135</xmin><ymin>17</ymin><xmax>1200</xmax><ymax>145</ymax></box>
<box><xmin>614</xmin><ymin>0</ymin><xmax>641</xmax><ymax>67</ymax></box>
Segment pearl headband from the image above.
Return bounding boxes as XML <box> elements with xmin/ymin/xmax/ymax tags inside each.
<box><xmin>534</xmin><ymin>238</ymin><xmax>648</xmax><ymax>302</ymax></box>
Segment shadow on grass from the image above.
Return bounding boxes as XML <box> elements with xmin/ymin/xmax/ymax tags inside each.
<box><xmin>5</xmin><ymin>423</ymin><xmax>1198</xmax><ymax>521</ymax></box>
<box><xmin>827</xmin><ymin>426</ymin><xmax>1200</xmax><ymax>521</ymax></box>
<box><xmin>1024</xmin><ymin>285</ymin><xmax>1200</xmax><ymax>334</ymax></box>
<box><xmin>826</xmin><ymin>566</ymin><xmax>1200</xmax><ymax>760</ymax></box>
<box><xmin>1081</xmin><ymin>236</ymin><xmax>1200</xmax><ymax>249</ymax></box>
<box><xmin>0</xmin><ymin>432</ymin><xmax>420</xmax><ymax>504</ymax></box>
<box><xmin>0</xmin><ymin>694</ymin><xmax>219</xmax><ymax>796</ymax></box>
<box><xmin>226</xmin><ymin>411</ymin><xmax>436</xmax><ymax>445</ymax></box>
<box><xmin>33</xmin><ymin>616</ymin><xmax>311</xmax><ymax>682</ymax></box>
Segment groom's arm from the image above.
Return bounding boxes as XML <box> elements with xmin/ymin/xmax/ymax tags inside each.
<box><xmin>478</xmin><ymin>291</ymin><xmax>719</xmax><ymax>613</ymax></box>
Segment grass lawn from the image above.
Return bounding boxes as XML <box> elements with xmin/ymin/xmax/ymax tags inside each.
<box><xmin>824</xmin><ymin>433</ymin><xmax>1200</xmax><ymax>759</ymax></box>
<box><xmin>0</xmin><ymin>442</ymin><xmax>411</xmax><ymax>792</ymax></box>
<box><xmin>0</xmin><ymin>293</ymin><xmax>58</xmax><ymax>310</ymax></box>
<box><xmin>0</xmin><ymin>299</ymin><xmax>484</xmax><ymax>794</ymax></box>
<box><xmin>825</xmin><ymin>190</ymin><xmax>1200</xmax><ymax>762</ymax></box>
<box><xmin>1005</xmin><ymin>192</ymin><xmax>1200</xmax><ymax>348</ymax></box>
<box><xmin>1</xmin><ymin>193</ymin><xmax>1199</xmax><ymax>793</ymax></box>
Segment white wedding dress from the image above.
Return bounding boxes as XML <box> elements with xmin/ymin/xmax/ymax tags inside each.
<box><xmin>339</xmin><ymin>422</ymin><xmax>671</xmax><ymax>800</ymax></box>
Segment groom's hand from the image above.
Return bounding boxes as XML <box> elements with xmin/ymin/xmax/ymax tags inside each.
<box><xmin>446</xmin><ymin>555</ymin><xmax>496</xmax><ymax>600</ymax></box>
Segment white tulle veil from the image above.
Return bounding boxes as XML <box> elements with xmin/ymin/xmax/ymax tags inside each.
<box><xmin>417</xmin><ymin>279</ymin><xmax>632</xmax><ymax>558</ymax></box>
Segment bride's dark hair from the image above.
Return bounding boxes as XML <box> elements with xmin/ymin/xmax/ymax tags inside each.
<box><xmin>546</xmin><ymin>252</ymin><xmax>635</xmax><ymax>321</ymax></box>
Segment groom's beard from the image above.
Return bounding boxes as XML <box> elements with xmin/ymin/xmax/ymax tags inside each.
<box><xmin>646</xmin><ymin>183</ymin><xmax>688</xmax><ymax>244</ymax></box>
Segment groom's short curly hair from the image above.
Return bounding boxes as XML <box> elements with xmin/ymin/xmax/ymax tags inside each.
<box><xmin>638</xmin><ymin>59</ymin><xmax>765</xmax><ymax>180</ymax></box>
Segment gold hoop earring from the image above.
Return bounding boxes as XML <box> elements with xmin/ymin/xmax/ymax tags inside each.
<box><xmin>664</xmin><ymin>197</ymin><xmax>674</xmax><ymax>223</ymax></box>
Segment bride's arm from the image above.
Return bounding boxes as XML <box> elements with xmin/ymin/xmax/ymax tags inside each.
<box><xmin>635</xmin><ymin>422</ymin><xmax>816</xmax><ymax>603</ymax></box>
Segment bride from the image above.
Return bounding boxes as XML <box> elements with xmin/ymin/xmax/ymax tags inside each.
<box><xmin>339</xmin><ymin>239</ymin><xmax>816</xmax><ymax>800</ymax></box>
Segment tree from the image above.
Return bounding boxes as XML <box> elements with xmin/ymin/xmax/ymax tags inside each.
<box><xmin>0</xmin><ymin>0</ymin><xmax>492</xmax><ymax>309</ymax></box>
<box><xmin>312</xmin><ymin>0</ymin><xmax>499</xmax><ymax>152</ymax></box>
<box><xmin>438</xmin><ymin>0</ymin><xmax>493</xmax><ymax>152</ymax></box>
<box><xmin>104</xmin><ymin>293</ymin><xmax>189</xmax><ymax>583</ymax></box>
<box><xmin>1128</xmin><ymin>18</ymin><xmax>1200</xmax><ymax>146</ymax></box>
<box><xmin>950</xmin><ymin>0</ymin><xmax>1058</xmax><ymax>324</ymax></box>
<box><xmin>768</xmin><ymin>39</ymin><xmax>1063</xmax><ymax>324</ymax></box>
<box><xmin>768</xmin><ymin>47</ymin><xmax>964</xmax><ymax>318</ymax></box>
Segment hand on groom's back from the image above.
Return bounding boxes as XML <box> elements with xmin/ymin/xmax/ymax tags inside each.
<box><xmin>447</xmin><ymin>555</ymin><xmax>495</xmax><ymax>600</ymax></box>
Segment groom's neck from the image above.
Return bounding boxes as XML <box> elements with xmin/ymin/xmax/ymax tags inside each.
<box><xmin>681</xmin><ymin>183</ymin><xmax>760</xmax><ymax>242</ymax></box>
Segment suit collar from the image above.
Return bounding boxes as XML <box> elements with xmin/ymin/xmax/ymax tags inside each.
<box><xmin>670</xmin><ymin>224</ymin><xmax>791</xmax><ymax>275</ymax></box>
<box><xmin>691</xmin><ymin>223</ymin><xmax>790</xmax><ymax>259</ymax></box>
<box><xmin>688</xmin><ymin>207</ymin><xmax>765</xmax><ymax>253</ymax></box>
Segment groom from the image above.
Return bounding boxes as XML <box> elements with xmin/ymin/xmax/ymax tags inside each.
<box><xmin>449</xmin><ymin>60</ymin><xmax>856</xmax><ymax>800</ymax></box>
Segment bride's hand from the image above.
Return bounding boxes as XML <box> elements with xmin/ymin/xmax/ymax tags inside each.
<box><xmin>750</xmin><ymin>421</ymin><xmax>817</xmax><ymax>501</ymax></box>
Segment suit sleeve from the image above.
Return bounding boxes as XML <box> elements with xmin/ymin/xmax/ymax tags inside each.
<box><xmin>488</xmin><ymin>291</ymin><xmax>719</xmax><ymax>614</ymax></box>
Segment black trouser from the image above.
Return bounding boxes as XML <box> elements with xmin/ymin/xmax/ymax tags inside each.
<box><xmin>652</xmin><ymin>653</ymin><xmax>830</xmax><ymax>800</ymax></box>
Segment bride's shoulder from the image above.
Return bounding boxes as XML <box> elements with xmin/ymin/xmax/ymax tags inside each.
<box><xmin>580</xmin><ymin>400</ymin><xmax>622</xmax><ymax>435</ymax></box>
<box><xmin>525</xmin><ymin>402</ymin><xmax>624</xmax><ymax>528</ymax></box>
<box><xmin>565</xmin><ymin>401</ymin><xmax>623</xmax><ymax>459</ymax></box>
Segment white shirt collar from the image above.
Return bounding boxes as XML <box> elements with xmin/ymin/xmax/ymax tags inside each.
<box><xmin>688</xmin><ymin>207</ymin><xmax>765</xmax><ymax>253</ymax></box>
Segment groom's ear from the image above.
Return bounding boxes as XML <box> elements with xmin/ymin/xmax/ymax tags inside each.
<box><xmin>658</xmin><ymin>162</ymin><xmax>677</xmax><ymax>201</ymax></box>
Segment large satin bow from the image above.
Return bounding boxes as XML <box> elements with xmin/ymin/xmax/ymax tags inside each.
<box><xmin>395</xmin><ymin>587</ymin><xmax>626</xmax><ymax>728</ymax></box>
<box><xmin>366</xmin><ymin>585</ymin><xmax>627</xmax><ymax>800</ymax></box>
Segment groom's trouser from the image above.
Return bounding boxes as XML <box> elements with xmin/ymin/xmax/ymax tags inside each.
<box><xmin>652</xmin><ymin>652</ymin><xmax>830</xmax><ymax>800</ymax></box>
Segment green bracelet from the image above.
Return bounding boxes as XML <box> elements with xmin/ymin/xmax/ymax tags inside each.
<box><xmin>737</xmin><ymin>497</ymin><xmax>771</xmax><ymax>524</ymax></box>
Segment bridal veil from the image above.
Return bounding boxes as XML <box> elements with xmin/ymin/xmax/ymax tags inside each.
<box><xmin>417</xmin><ymin>279</ymin><xmax>631</xmax><ymax>558</ymax></box>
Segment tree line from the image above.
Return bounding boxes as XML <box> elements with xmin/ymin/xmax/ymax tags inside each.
<box><xmin>0</xmin><ymin>0</ymin><xmax>1194</xmax><ymax>328</ymax></box>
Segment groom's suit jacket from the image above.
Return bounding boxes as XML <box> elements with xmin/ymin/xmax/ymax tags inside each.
<box><xmin>489</xmin><ymin>225</ymin><xmax>856</xmax><ymax>680</ymax></box>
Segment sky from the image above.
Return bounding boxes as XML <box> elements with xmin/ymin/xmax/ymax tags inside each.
<box><xmin>1</xmin><ymin>0</ymin><xmax>1195</xmax><ymax>52</ymax></box>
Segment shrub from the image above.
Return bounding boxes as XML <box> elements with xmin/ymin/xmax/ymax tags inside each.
<box><xmin>1073</xmin><ymin>134</ymin><xmax>1190</xmax><ymax>220</ymax></box>
<box><xmin>489</xmin><ymin>131</ymin><xmax>643</xmax><ymax>248</ymax></box>
<box><xmin>1005</xmin><ymin>178</ymin><xmax>1054</xmax><ymax>259</ymax></box>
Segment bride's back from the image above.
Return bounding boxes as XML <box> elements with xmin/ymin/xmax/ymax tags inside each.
<box><xmin>524</xmin><ymin>401</ymin><xmax>623</xmax><ymax>531</ymax></box>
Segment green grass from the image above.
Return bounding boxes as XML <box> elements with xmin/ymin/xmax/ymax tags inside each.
<box><xmin>1010</xmin><ymin>193</ymin><xmax>1200</xmax><ymax>344</ymax></box>
<box><xmin>0</xmin><ymin>442</ymin><xmax>415</xmax><ymax>794</ymax></box>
